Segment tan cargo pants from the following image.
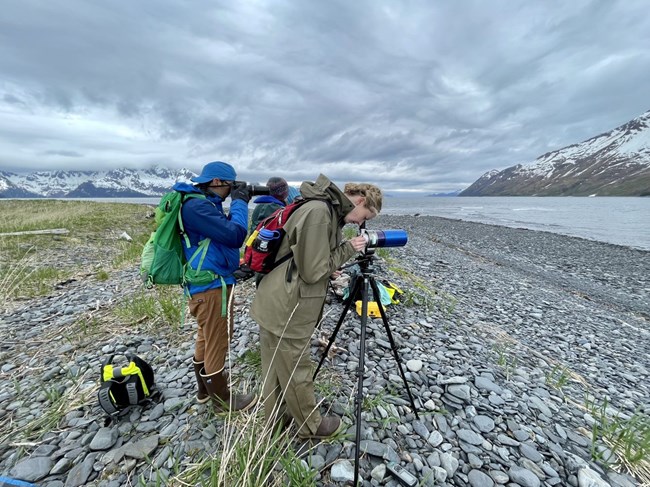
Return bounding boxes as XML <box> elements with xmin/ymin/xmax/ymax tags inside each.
<box><xmin>189</xmin><ymin>286</ymin><xmax>234</xmax><ymax>374</ymax></box>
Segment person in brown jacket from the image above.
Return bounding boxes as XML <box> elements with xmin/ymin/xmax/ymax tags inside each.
<box><xmin>250</xmin><ymin>174</ymin><xmax>382</xmax><ymax>439</ymax></box>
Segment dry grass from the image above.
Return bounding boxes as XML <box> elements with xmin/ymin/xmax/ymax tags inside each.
<box><xmin>0</xmin><ymin>200</ymin><xmax>154</xmax><ymax>305</ymax></box>
<box><xmin>0</xmin><ymin>199</ymin><xmax>151</xmax><ymax>234</ymax></box>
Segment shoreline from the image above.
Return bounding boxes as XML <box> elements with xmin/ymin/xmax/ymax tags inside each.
<box><xmin>390</xmin><ymin>213</ymin><xmax>650</xmax><ymax>254</ymax></box>
<box><xmin>1</xmin><ymin>214</ymin><xmax>648</xmax><ymax>485</ymax></box>
<box><xmin>5</xmin><ymin>197</ymin><xmax>649</xmax><ymax>251</ymax></box>
<box><xmin>375</xmin><ymin>214</ymin><xmax>649</xmax><ymax>319</ymax></box>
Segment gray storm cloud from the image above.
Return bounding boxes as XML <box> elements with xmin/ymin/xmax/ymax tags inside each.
<box><xmin>1</xmin><ymin>0</ymin><xmax>649</xmax><ymax>192</ymax></box>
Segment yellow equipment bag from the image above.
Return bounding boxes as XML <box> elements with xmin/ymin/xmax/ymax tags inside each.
<box><xmin>355</xmin><ymin>300</ymin><xmax>383</xmax><ymax>318</ymax></box>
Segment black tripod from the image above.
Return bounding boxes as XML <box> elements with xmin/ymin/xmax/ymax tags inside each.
<box><xmin>314</xmin><ymin>251</ymin><xmax>419</xmax><ymax>486</ymax></box>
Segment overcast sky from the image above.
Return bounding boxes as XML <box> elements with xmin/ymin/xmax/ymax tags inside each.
<box><xmin>1</xmin><ymin>0</ymin><xmax>649</xmax><ymax>192</ymax></box>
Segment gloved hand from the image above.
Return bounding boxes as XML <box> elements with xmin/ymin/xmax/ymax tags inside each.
<box><xmin>233</xmin><ymin>264</ymin><xmax>255</xmax><ymax>281</ymax></box>
<box><xmin>230</xmin><ymin>181</ymin><xmax>251</xmax><ymax>203</ymax></box>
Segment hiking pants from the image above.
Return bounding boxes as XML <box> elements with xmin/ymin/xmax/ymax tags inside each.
<box><xmin>259</xmin><ymin>327</ymin><xmax>321</xmax><ymax>437</ymax></box>
<box><xmin>189</xmin><ymin>286</ymin><xmax>234</xmax><ymax>374</ymax></box>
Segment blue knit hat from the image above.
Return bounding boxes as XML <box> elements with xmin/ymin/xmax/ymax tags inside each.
<box><xmin>286</xmin><ymin>186</ymin><xmax>300</xmax><ymax>203</ymax></box>
<box><xmin>191</xmin><ymin>161</ymin><xmax>237</xmax><ymax>183</ymax></box>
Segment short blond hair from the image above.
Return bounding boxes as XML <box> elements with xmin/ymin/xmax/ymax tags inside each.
<box><xmin>344</xmin><ymin>183</ymin><xmax>383</xmax><ymax>214</ymax></box>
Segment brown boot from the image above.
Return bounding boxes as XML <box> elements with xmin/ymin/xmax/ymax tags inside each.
<box><xmin>192</xmin><ymin>358</ymin><xmax>210</xmax><ymax>404</ymax></box>
<box><xmin>200</xmin><ymin>368</ymin><xmax>258</xmax><ymax>412</ymax></box>
<box><xmin>299</xmin><ymin>415</ymin><xmax>342</xmax><ymax>440</ymax></box>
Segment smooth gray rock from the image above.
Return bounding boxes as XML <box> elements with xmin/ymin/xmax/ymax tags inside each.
<box><xmin>489</xmin><ymin>469</ymin><xmax>510</xmax><ymax>484</ymax></box>
<box><xmin>468</xmin><ymin>469</ymin><xmax>495</xmax><ymax>487</ymax></box>
<box><xmin>475</xmin><ymin>376</ymin><xmax>503</xmax><ymax>394</ymax></box>
<box><xmin>123</xmin><ymin>435</ymin><xmax>159</xmax><ymax>460</ymax></box>
<box><xmin>64</xmin><ymin>454</ymin><xmax>96</xmax><ymax>487</ymax></box>
<box><xmin>406</xmin><ymin>359</ymin><xmax>423</xmax><ymax>372</ymax></box>
<box><xmin>458</xmin><ymin>428</ymin><xmax>484</xmax><ymax>446</ymax></box>
<box><xmin>473</xmin><ymin>415</ymin><xmax>496</xmax><ymax>433</ymax></box>
<box><xmin>578</xmin><ymin>467</ymin><xmax>610</xmax><ymax>487</ymax></box>
<box><xmin>508</xmin><ymin>466</ymin><xmax>541</xmax><ymax>487</ymax></box>
<box><xmin>371</xmin><ymin>463</ymin><xmax>386</xmax><ymax>482</ymax></box>
<box><xmin>519</xmin><ymin>443</ymin><xmax>543</xmax><ymax>463</ymax></box>
<box><xmin>447</xmin><ymin>384</ymin><xmax>471</xmax><ymax>401</ymax></box>
<box><xmin>330</xmin><ymin>460</ymin><xmax>355</xmax><ymax>483</ymax></box>
<box><xmin>428</xmin><ymin>430</ymin><xmax>444</xmax><ymax>447</ymax></box>
<box><xmin>359</xmin><ymin>440</ymin><xmax>389</xmax><ymax>458</ymax></box>
<box><xmin>89</xmin><ymin>427</ymin><xmax>119</xmax><ymax>451</ymax></box>
<box><xmin>10</xmin><ymin>456</ymin><xmax>53</xmax><ymax>482</ymax></box>
<box><xmin>440</xmin><ymin>452</ymin><xmax>459</xmax><ymax>477</ymax></box>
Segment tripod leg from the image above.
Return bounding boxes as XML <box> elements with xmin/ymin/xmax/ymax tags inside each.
<box><xmin>369</xmin><ymin>277</ymin><xmax>420</xmax><ymax>419</ymax></box>
<box><xmin>314</xmin><ymin>276</ymin><xmax>362</xmax><ymax>380</ymax></box>
<box><xmin>353</xmin><ymin>276</ymin><xmax>370</xmax><ymax>487</ymax></box>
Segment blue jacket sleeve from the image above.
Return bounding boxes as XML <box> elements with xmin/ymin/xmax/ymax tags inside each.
<box><xmin>228</xmin><ymin>199</ymin><xmax>250</xmax><ymax>231</ymax></box>
<box><xmin>182</xmin><ymin>198</ymin><xmax>248</xmax><ymax>248</ymax></box>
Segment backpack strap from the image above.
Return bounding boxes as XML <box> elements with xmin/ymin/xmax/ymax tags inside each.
<box><xmin>270</xmin><ymin>198</ymin><xmax>333</xmax><ymax>283</ymax></box>
<box><xmin>178</xmin><ymin>192</ymin><xmax>209</xmax><ymax>249</ymax></box>
<box><xmin>98</xmin><ymin>379</ymin><xmax>141</xmax><ymax>417</ymax></box>
<box><xmin>117</xmin><ymin>355</ymin><xmax>151</xmax><ymax>397</ymax></box>
<box><xmin>188</xmin><ymin>238</ymin><xmax>211</xmax><ymax>273</ymax></box>
<box><xmin>178</xmin><ymin>193</ymin><xmax>227</xmax><ymax>316</ymax></box>
<box><xmin>98</xmin><ymin>381</ymin><xmax>120</xmax><ymax>416</ymax></box>
<box><xmin>125</xmin><ymin>381</ymin><xmax>139</xmax><ymax>406</ymax></box>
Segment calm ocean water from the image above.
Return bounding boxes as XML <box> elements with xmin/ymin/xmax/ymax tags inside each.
<box><xmin>384</xmin><ymin>196</ymin><xmax>650</xmax><ymax>251</ymax></box>
<box><xmin>67</xmin><ymin>196</ymin><xmax>650</xmax><ymax>251</ymax></box>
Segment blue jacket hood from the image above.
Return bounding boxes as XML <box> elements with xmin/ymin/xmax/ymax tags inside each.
<box><xmin>172</xmin><ymin>182</ymin><xmax>199</xmax><ymax>194</ymax></box>
<box><xmin>172</xmin><ymin>182</ymin><xmax>224</xmax><ymax>204</ymax></box>
<box><xmin>253</xmin><ymin>195</ymin><xmax>286</xmax><ymax>206</ymax></box>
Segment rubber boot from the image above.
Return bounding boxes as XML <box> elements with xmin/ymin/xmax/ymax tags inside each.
<box><xmin>200</xmin><ymin>368</ymin><xmax>257</xmax><ymax>412</ymax></box>
<box><xmin>192</xmin><ymin>358</ymin><xmax>210</xmax><ymax>404</ymax></box>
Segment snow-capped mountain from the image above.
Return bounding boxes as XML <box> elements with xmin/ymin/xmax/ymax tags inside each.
<box><xmin>0</xmin><ymin>166</ymin><xmax>196</xmax><ymax>198</ymax></box>
<box><xmin>0</xmin><ymin>172</ymin><xmax>42</xmax><ymax>198</ymax></box>
<box><xmin>460</xmin><ymin>109</ymin><xmax>650</xmax><ymax>196</ymax></box>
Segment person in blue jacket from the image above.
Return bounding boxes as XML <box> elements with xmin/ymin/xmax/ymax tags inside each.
<box><xmin>172</xmin><ymin>161</ymin><xmax>257</xmax><ymax>412</ymax></box>
<box><xmin>286</xmin><ymin>185</ymin><xmax>301</xmax><ymax>204</ymax></box>
<box><xmin>249</xmin><ymin>177</ymin><xmax>289</xmax><ymax>232</ymax></box>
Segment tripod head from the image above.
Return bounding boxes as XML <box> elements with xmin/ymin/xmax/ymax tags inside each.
<box><xmin>354</xmin><ymin>250</ymin><xmax>376</xmax><ymax>275</ymax></box>
<box><xmin>336</xmin><ymin>250</ymin><xmax>380</xmax><ymax>306</ymax></box>
<box><xmin>339</xmin><ymin>249</ymin><xmax>376</xmax><ymax>277</ymax></box>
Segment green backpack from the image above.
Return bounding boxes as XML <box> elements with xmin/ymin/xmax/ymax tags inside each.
<box><xmin>140</xmin><ymin>191</ymin><xmax>218</xmax><ymax>287</ymax></box>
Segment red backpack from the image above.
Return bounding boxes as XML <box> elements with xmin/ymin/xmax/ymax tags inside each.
<box><xmin>244</xmin><ymin>198</ymin><xmax>329</xmax><ymax>274</ymax></box>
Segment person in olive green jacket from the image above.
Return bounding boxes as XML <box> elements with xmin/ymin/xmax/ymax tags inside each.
<box><xmin>250</xmin><ymin>174</ymin><xmax>382</xmax><ymax>439</ymax></box>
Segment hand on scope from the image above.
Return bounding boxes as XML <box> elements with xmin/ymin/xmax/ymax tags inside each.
<box><xmin>349</xmin><ymin>235</ymin><xmax>367</xmax><ymax>252</ymax></box>
<box><xmin>230</xmin><ymin>181</ymin><xmax>251</xmax><ymax>203</ymax></box>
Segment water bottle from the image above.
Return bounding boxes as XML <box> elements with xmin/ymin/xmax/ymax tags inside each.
<box><xmin>256</xmin><ymin>229</ymin><xmax>275</xmax><ymax>252</ymax></box>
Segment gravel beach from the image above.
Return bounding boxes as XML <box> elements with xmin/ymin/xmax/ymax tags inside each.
<box><xmin>1</xmin><ymin>214</ymin><xmax>648</xmax><ymax>486</ymax></box>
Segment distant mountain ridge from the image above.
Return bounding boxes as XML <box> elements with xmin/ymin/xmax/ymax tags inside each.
<box><xmin>460</xmin><ymin>109</ymin><xmax>650</xmax><ymax>196</ymax></box>
<box><xmin>0</xmin><ymin>166</ymin><xmax>196</xmax><ymax>198</ymax></box>
<box><xmin>427</xmin><ymin>190</ymin><xmax>462</xmax><ymax>197</ymax></box>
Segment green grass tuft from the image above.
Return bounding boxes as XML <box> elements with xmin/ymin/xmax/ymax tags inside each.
<box><xmin>586</xmin><ymin>397</ymin><xmax>650</xmax><ymax>477</ymax></box>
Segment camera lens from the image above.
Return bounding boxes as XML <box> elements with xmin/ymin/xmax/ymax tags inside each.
<box><xmin>249</xmin><ymin>185</ymin><xmax>270</xmax><ymax>196</ymax></box>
